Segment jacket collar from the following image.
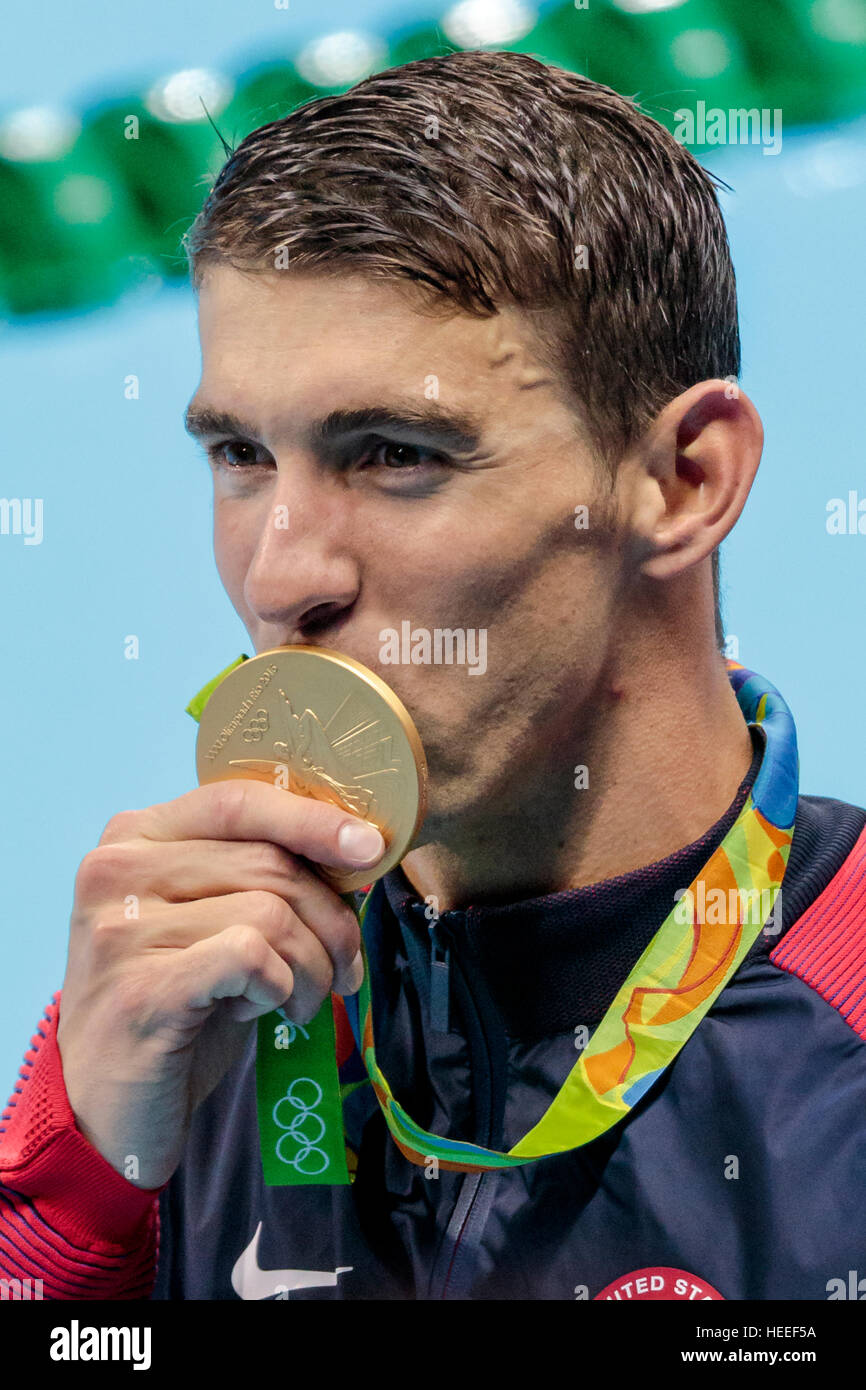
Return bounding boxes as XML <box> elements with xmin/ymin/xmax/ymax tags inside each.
<box><xmin>377</xmin><ymin>724</ymin><xmax>769</xmax><ymax>1038</ymax></box>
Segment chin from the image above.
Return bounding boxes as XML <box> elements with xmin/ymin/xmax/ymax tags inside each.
<box><xmin>417</xmin><ymin>765</ymin><xmax>497</xmax><ymax>837</ymax></box>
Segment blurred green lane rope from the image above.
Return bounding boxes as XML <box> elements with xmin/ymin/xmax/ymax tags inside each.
<box><xmin>2</xmin><ymin>0</ymin><xmax>866</xmax><ymax>317</ymax></box>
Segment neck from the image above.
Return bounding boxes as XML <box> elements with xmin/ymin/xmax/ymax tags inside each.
<box><xmin>400</xmin><ymin>646</ymin><xmax>755</xmax><ymax>912</ymax></box>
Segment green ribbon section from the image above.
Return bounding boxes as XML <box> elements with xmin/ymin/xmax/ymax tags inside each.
<box><xmin>256</xmin><ymin>1005</ymin><xmax>350</xmax><ymax>1187</ymax></box>
<box><xmin>184</xmin><ymin>653</ymin><xmax>249</xmax><ymax>721</ymax></box>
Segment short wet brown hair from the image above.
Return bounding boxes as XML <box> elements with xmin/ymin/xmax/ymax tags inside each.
<box><xmin>185</xmin><ymin>48</ymin><xmax>740</xmax><ymax>647</ymax></box>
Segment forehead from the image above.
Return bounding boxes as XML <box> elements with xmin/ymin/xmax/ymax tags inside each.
<box><xmin>194</xmin><ymin>264</ymin><xmax>558</xmax><ymax>410</ymax></box>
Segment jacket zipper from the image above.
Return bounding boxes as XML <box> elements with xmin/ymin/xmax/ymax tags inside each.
<box><xmin>424</xmin><ymin>917</ymin><xmax>498</xmax><ymax>1300</ymax></box>
<box><xmin>428</xmin><ymin>919</ymin><xmax>451</xmax><ymax>1034</ymax></box>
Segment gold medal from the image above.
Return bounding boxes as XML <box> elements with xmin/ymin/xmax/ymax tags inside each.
<box><xmin>195</xmin><ymin>645</ymin><xmax>427</xmax><ymax>892</ymax></box>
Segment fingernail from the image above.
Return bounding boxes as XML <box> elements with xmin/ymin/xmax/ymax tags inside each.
<box><xmin>338</xmin><ymin>820</ymin><xmax>385</xmax><ymax>865</ymax></box>
<box><xmin>346</xmin><ymin>950</ymin><xmax>365</xmax><ymax>995</ymax></box>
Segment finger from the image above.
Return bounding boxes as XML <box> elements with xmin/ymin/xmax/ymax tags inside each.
<box><xmin>77</xmin><ymin>837</ymin><xmax>361</xmax><ymax>985</ymax></box>
<box><xmin>99</xmin><ymin>779</ymin><xmax>386</xmax><ymax>871</ymax></box>
<box><xmin>165</xmin><ymin>924</ymin><xmax>298</xmax><ymax>1022</ymax></box>
<box><xmin>141</xmin><ymin>893</ymin><xmax>340</xmax><ymax>1014</ymax></box>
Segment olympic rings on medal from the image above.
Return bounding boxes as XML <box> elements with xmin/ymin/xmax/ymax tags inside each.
<box><xmin>273</xmin><ymin>1077</ymin><xmax>330</xmax><ymax>1175</ymax></box>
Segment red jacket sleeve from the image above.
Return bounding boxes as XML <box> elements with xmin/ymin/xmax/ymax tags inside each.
<box><xmin>0</xmin><ymin>992</ymin><xmax>166</xmax><ymax>1299</ymax></box>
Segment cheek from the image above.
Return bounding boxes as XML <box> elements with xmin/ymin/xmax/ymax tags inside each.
<box><xmin>212</xmin><ymin>502</ymin><xmax>254</xmax><ymax>609</ymax></box>
<box><xmin>414</xmin><ymin>533</ymin><xmax>546</xmax><ymax>626</ymax></box>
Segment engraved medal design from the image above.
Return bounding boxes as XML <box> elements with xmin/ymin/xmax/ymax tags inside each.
<box><xmin>195</xmin><ymin>646</ymin><xmax>428</xmax><ymax>891</ymax></box>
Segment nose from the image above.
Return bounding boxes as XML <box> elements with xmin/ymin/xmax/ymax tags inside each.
<box><xmin>242</xmin><ymin>474</ymin><xmax>361</xmax><ymax>637</ymax></box>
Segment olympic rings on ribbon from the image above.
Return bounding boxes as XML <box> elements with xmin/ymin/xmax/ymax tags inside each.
<box><xmin>273</xmin><ymin>1077</ymin><xmax>330</xmax><ymax>1175</ymax></box>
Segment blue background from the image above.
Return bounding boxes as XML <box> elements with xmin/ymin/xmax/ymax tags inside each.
<box><xmin>2</xmin><ymin>0</ymin><xmax>865</xmax><ymax>1084</ymax></box>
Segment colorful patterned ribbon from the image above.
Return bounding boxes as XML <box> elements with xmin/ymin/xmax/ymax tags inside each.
<box><xmin>187</xmin><ymin>658</ymin><xmax>798</xmax><ymax>1182</ymax></box>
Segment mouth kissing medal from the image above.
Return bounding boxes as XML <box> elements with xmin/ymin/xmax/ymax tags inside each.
<box><xmin>189</xmin><ymin>646</ymin><xmax>427</xmax><ymax>1186</ymax></box>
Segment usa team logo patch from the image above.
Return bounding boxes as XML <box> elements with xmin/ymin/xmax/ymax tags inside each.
<box><xmin>595</xmin><ymin>1266</ymin><xmax>725</xmax><ymax>1300</ymax></box>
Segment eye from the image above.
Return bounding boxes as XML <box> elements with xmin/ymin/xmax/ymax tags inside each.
<box><xmin>366</xmin><ymin>440</ymin><xmax>442</xmax><ymax>470</ymax></box>
<box><xmin>206</xmin><ymin>440</ymin><xmax>270</xmax><ymax>469</ymax></box>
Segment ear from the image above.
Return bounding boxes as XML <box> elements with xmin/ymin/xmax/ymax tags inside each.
<box><xmin>630</xmin><ymin>379</ymin><xmax>763</xmax><ymax>582</ymax></box>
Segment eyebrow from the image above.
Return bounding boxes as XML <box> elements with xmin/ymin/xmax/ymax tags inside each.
<box><xmin>183</xmin><ymin>401</ymin><xmax>483</xmax><ymax>456</ymax></box>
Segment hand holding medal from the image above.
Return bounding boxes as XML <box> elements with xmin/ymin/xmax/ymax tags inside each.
<box><xmin>192</xmin><ymin>645</ymin><xmax>428</xmax><ymax>1185</ymax></box>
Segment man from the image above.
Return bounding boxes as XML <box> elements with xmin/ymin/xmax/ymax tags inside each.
<box><xmin>2</xmin><ymin>49</ymin><xmax>865</xmax><ymax>1301</ymax></box>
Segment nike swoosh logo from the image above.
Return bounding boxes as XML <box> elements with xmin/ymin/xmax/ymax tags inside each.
<box><xmin>231</xmin><ymin>1222</ymin><xmax>353</xmax><ymax>1300</ymax></box>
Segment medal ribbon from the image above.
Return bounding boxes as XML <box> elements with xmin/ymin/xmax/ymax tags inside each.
<box><xmin>187</xmin><ymin>658</ymin><xmax>798</xmax><ymax>1183</ymax></box>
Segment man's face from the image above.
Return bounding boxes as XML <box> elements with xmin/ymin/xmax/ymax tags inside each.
<box><xmin>188</xmin><ymin>266</ymin><xmax>630</xmax><ymax>839</ymax></box>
